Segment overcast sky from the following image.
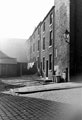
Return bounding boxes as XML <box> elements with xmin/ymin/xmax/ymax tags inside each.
<box><xmin>0</xmin><ymin>0</ymin><xmax>54</xmax><ymax>39</ymax></box>
<box><xmin>0</xmin><ymin>0</ymin><xmax>54</xmax><ymax>61</ymax></box>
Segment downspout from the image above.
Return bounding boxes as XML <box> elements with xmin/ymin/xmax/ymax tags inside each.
<box><xmin>52</xmin><ymin>6</ymin><xmax>55</xmax><ymax>82</ymax></box>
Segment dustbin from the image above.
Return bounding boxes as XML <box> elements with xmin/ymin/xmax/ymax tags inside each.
<box><xmin>52</xmin><ymin>75</ymin><xmax>56</xmax><ymax>82</ymax></box>
<box><xmin>56</xmin><ymin>76</ymin><xmax>61</xmax><ymax>83</ymax></box>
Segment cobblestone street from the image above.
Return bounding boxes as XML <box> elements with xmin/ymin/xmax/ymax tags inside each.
<box><xmin>0</xmin><ymin>76</ymin><xmax>82</xmax><ymax>120</ymax></box>
<box><xmin>22</xmin><ymin>87</ymin><xmax>82</xmax><ymax>107</ymax></box>
<box><xmin>0</xmin><ymin>93</ymin><xmax>80</xmax><ymax>120</ymax></box>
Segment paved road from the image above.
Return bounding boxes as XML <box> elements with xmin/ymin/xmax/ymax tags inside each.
<box><xmin>20</xmin><ymin>87</ymin><xmax>82</xmax><ymax>107</ymax></box>
<box><xmin>0</xmin><ymin>93</ymin><xmax>80</xmax><ymax>120</ymax></box>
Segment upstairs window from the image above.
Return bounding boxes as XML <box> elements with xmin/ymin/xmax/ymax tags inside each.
<box><xmin>30</xmin><ymin>46</ymin><xmax>32</xmax><ymax>54</ymax></box>
<box><xmin>33</xmin><ymin>43</ymin><xmax>35</xmax><ymax>52</ymax></box>
<box><xmin>49</xmin><ymin>30</ymin><xmax>53</xmax><ymax>46</ymax></box>
<box><xmin>38</xmin><ymin>28</ymin><xmax>40</xmax><ymax>35</ymax></box>
<box><xmin>43</xmin><ymin>57</ymin><xmax>45</xmax><ymax>71</ymax></box>
<box><xmin>43</xmin><ymin>37</ymin><xmax>45</xmax><ymax>50</ymax></box>
<box><xmin>56</xmin><ymin>49</ymin><xmax>57</xmax><ymax>58</ymax></box>
<box><xmin>49</xmin><ymin>54</ymin><xmax>52</xmax><ymax>70</ymax></box>
<box><xmin>50</xmin><ymin>13</ymin><xmax>53</xmax><ymax>24</ymax></box>
<box><xmin>38</xmin><ymin>40</ymin><xmax>40</xmax><ymax>51</ymax></box>
<box><xmin>37</xmin><ymin>57</ymin><xmax>40</xmax><ymax>68</ymax></box>
<box><xmin>33</xmin><ymin>33</ymin><xmax>35</xmax><ymax>39</ymax></box>
<box><xmin>43</xmin><ymin>22</ymin><xmax>45</xmax><ymax>32</ymax></box>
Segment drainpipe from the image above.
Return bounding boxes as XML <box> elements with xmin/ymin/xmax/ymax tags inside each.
<box><xmin>52</xmin><ymin>6</ymin><xmax>55</xmax><ymax>82</ymax></box>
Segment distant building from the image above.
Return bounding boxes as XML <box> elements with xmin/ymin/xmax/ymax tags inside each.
<box><xmin>0</xmin><ymin>51</ymin><xmax>17</xmax><ymax>77</ymax></box>
<box><xmin>0</xmin><ymin>39</ymin><xmax>28</xmax><ymax>76</ymax></box>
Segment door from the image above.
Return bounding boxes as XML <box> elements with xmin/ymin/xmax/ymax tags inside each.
<box><xmin>46</xmin><ymin>60</ymin><xmax>48</xmax><ymax>77</ymax></box>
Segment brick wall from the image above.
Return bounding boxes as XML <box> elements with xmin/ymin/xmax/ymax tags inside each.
<box><xmin>54</xmin><ymin>0</ymin><xmax>70</xmax><ymax>78</ymax></box>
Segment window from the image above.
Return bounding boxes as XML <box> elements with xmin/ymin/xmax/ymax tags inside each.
<box><xmin>43</xmin><ymin>22</ymin><xmax>45</xmax><ymax>32</ymax></box>
<box><xmin>30</xmin><ymin>46</ymin><xmax>32</xmax><ymax>54</ymax></box>
<box><xmin>49</xmin><ymin>54</ymin><xmax>52</xmax><ymax>70</ymax></box>
<box><xmin>38</xmin><ymin>28</ymin><xmax>40</xmax><ymax>35</ymax></box>
<box><xmin>33</xmin><ymin>33</ymin><xmax>35</xmax><ymax>39</ymax></box>
<box><xmin>38</xmin><ymin>40</ymin><xmax>40</xmax><ymax>51</ymax></box>
<box><xmin>43</xmin><ymin>37</ymin><xmax>45</xmax><ymax>50</ymax></box>
<box><xmin>56</xmin><ymin>49</ymin><xmax>57</xmax><ymax>58</ymax></box>
<box><xmin>50</xmin><ymin>13</ymin><xmax>53</xmax><ymax>24</ymax></box>
<box><xmin>43</xmin><ymin>57</ymin><xmax>45</xmax><ymax>71</ymax></box>
<box><xmin>37</xmin><ymin>57</ymin><xmax>40</xmax><ymax>68</ymax></box>
<box><xmin>49</xmin><ymin>31</ymin><xmax>53</xmax><ymax>46</ymax></box>
<box><xmin>33</xmin><ymin>43</ymin><xmax>35</xmax><ymax>52</ymax></box>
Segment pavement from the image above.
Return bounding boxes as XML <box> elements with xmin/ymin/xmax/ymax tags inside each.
<box><xmin>0</xmin><ymin>93</ymin><xmax>81</xmax><ymax>120</ymax></box>
<box><xmin>1</xmin><ymin>75</ymin><xmax>43</xmax><ymax>86</ymax></box>
<box><xmin>2</xmin><ymin>82</ymin><xmax>82</xmax><ymax>95</ymax></box>
<box><xmin>1</xmin><ymin>75</ymin><xmax>82</xmax><ymax>95</ymax></box>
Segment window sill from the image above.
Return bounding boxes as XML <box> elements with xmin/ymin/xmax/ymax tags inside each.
<box><xmin>49</xmin><ymin>69</ymin><xmax>52</xmax><ymax>72</ymax></box>
<box><xmin>42</xmin><ymin>49</ymin><xmax>45</xmax><ymax>52</ymax></box>
<box><xmin>43</xmin><ymin>31</ymin><xmax>45</xmax><ymax>34</ymax></box>
<box><xmin>49</xmin><ymin>23</ymin><xmax>53</xmax><ymax>27</ymax></box>
<box><xmin>49</xmin><ymin>45</ymin><xmax>52</xmax><ymax>48</ymax></box>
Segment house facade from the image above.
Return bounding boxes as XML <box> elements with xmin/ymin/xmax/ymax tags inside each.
<box><xmin>27</xmin><ymin>1</ymin><xmax>70</xmax><ymax>82</ymax></box>
<box><xmin>41</xmin><ymin>6</ymin><xmax>55</xmax><ymax>80</ymax></box>
<box><xmin>54</xmin><ymin>0</ymin><xmax>70</xmax><ymax>81</ymax></box>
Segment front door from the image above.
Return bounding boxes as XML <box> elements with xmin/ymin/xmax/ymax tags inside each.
<box><xmin>46</xmin><ymin>60</ymin><xmax>48</xmax><ymax>77</ymax></box>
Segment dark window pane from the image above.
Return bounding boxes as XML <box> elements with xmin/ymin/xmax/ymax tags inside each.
<box><xmin>43</xmin><ymin>22</ymin><xmax>45</xmax><ymax>32</ymax></box>
<box><xmin>43</xmin><ymin>37</ymin><xmax>45</xmax><ymax>50</ymax></box>
<box><xmin>49</xmin><ymin>31</ymin><xmax>53</xmax><ymax>46</ymax></box>
<box><xmin>33</xmin><ymin>43</ymin><xmax>35</xmax><ymax>52</ymax></box>
<box><xmin>43</xmin><ymin>57</ymin><xmax>45</xmax><ymax>71</ymax></box>
<box><xmin>38</xmin><ymin>40</ymin><xmax>40</xmax><ymax>51</ymax></box>
<box><xmin>49</xmin><ymin>54</ymin><xmax>52</xmax><ymax>70</ymax></box>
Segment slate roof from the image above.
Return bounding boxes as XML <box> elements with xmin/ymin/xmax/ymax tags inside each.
<box><xmin>0</xmin><ymin>51</ymin><xmax>17</xmax><ymax>64</ymax></box>
<box><xmin>0</xmin><ymin>51</ymin><xmax>11</xmax><ymax>59</ymax></box>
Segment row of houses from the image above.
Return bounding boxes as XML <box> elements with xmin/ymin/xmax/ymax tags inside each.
<box><xmin>26</xmin><ymin>0</ymin><xmax>70</xmax><ymax>82</ymax></box>
<box><xmin>27</xmin><ymin>0</ymin><xmax>82</xmax><ymax>81</ymax></box>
